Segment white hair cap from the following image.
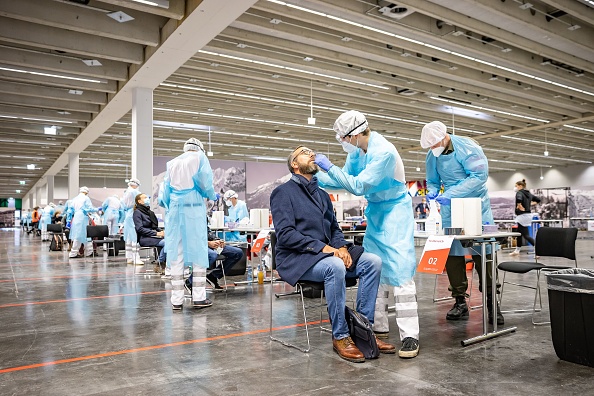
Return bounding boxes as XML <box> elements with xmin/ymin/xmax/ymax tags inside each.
<box><xmin>80</xmin><ymin>186</ymin><xmax>89</xmax><ymax>194</ymax></box>
<box><xmin>128</xmin><ymin>178</ymin><xmax>140</xmax><ymax>187</ymax></box>
<box><xmin>420</xmin><ymin>121</ymin><xmax>447</xmax><ymax>149</ymax></box>
<box><xmin>49</xmin><ymin>202</ymin><xmax>56</xmax><ymax>207</ymax></box>
<box><xmin>224</xmin><ymin>190</ymin><xmax>238</xmax><ymax>200</ymax></box>
<box><xmin>333</xmin><ymin>110</ymin><xmax>368</xmax><ymax>138</ymax></box>
<box><xmin>184</xmin><ymin>137</ymin><xmax>204</xmax><ymax>153</ymax></box>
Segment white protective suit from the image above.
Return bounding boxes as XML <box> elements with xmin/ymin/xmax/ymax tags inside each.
<box><xmin>121</xmin><ymin>185</ymin><xmax>142</xmax><ymax>264</ymax></box>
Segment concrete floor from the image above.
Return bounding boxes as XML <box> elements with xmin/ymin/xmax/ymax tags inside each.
<box><xmin>1</xmin><ymin>228</ymin><xmax>593</xmax><ymax>395</ymax></box>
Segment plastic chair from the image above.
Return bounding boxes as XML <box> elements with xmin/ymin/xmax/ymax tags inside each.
<box><xmin>498</xmin><ymin>227</ymin><xmax>578</xmax><ymax>325</ymax></box>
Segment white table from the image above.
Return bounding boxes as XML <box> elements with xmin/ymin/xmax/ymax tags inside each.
<box><xmin>416</xmin><ymin>232</ymin><xmax>521</xmax><ymax>346</ymax></box>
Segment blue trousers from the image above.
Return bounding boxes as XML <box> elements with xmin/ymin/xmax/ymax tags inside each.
<box><xmin>208</xmin><ymin>245</ymin><xmax>243</xmax><ymax>279</ymax></box>
<box><xmin>300</xmin><ymin>252</ymin><xmax>382</xmax><ymax>340</ymax></box>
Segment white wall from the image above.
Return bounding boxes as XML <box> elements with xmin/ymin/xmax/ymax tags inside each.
<box><xmin>487</xmin><ymin>163</ymin><xmax>594</xmax><ymax>192</ymax></box>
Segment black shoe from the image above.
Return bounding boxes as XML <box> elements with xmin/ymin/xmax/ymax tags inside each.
<box><xmin>206</xmin><ymin>273</ymin><xmax>223</xmax><ymax>290</ymax></box>
<box><xmin>193</xmin><ymin>299</ymin><xmax>213</xmax><ymax>309</ymax></box>
<box><xmin>446</xmin><ymin>296</ymin><xmax>469</xmax><ymax>320</ymax></box>
<box><xmin>399</xmin><ymin>337</ymin><xmax>419</xmax><ymax>359</ymax></box>
<box><xmin>487</xmin><ymin>295</ymin><xmax>505</xmax><ymax>325</ymax></box>
<box><xmin>172</xmin><ymin>304</ymin><xmax>183</xmax><ymax>311</ymax></box>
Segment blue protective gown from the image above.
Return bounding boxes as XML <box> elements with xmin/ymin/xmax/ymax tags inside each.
<box><xmin>121</xmin><ymin>187</ymin><xmax>142</xmax><ymax>244</ymax></box>
<box><xmin>425</xmin><ymin>134</ymin><xmax>495</xmax><ymax>256</ymax></box>
<box><xmin>40</xmin><ymin>205</ymin><xmax>55</xmax><ymax>232</ymax></box>
<box><xmin>102</xmin><ymin>197</ymin><xmax>121</xmax><ymax>223</ymax></box>
<box><xmin>159</xmin><ymin>151</ymin><xmax>217</xmax><ymax>267</ymax></box>
<box><xmin>63</xmin><ymin>200</ymin><xmax>73</xmax><ymax>226</ymax></box>
<box><xmin>69</xmin><ymin>193</ymin><xmax>97</xmax><ymax>243</ymax></box>
<box><xmin>225</xmin><ymin>199</ymin><xmax>249</xmax><ymax>242</ymax></box>
<box><xmin>317</xmin><ymin>131</ymin><xmax>416</xmax><ymax>286</ymax></box>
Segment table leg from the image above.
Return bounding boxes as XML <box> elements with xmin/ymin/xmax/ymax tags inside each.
<box><xmin>461</xmin><ymin>240</ymin><xmax>517</xmax><ymax>347</ymax></box>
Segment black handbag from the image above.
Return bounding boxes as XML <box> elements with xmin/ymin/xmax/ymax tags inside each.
<box><xmin>345</xmin><ymin>306</ymin><xmax>379</xmax><ymax>359</ymax></box>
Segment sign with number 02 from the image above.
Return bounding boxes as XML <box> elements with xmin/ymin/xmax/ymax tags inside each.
<box><xmin>416</xmin><ymin>236</ymin><xmax>454</xmax><ymax>274</ymax></box>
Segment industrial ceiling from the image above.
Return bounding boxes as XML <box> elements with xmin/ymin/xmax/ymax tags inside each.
<box><xmin>0</xmin><ymin>0</ymin><xmax>593</xmax><ymax>199</ymax></box>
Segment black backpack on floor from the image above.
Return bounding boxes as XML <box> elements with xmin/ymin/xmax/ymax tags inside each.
<box><xmin>49</xmin><ymin>234</ymin><xmax>63</xmax><ymax>251</ymax></box>
<box><xmin>345</xmin><ymin>306</ymin><xmax>379</xmax><ymax>359</ymax></box>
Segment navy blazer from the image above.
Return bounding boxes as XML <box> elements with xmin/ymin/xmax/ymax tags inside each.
<box><xmin>270</xmin><ymin>175</ymin><xmax>348</xmax><ymax>286</ymax></box>
<box><xmin>133</xmin><ymin>209</ymin><xmax>163</xmax><ymax>247</ymax></box>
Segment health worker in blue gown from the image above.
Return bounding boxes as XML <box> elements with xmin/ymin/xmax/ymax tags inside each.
<box><xmin>314</xmin><ymin>110</ymin><xmax>419</xmax><ymax>359</ymax></box>
<box><xmin>223</xmin><ymin>189</ymin><xmax>248</xmax><ymax>242</ymax></box>
<box><xmin>68</xmin><ymin>187</ymin><xmax>98</xmax><ymax>258</ymax></box>
<box><xmin>121</xmin><ymin>178</ymin><xmax>143</xmax><ymax>264</ymax></box>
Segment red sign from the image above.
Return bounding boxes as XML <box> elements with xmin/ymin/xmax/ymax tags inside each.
<box><xmin>416</xmin><ymin>236</ymin><xmax>454</xmax><ymax>274</ymax></box>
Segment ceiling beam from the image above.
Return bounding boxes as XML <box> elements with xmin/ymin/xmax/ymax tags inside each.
<box><xmin>0</xmin><ymin>104</ymin><xmax>92</xmax><ymax>123</ymax></box>
<box><xmin>0</xmin><ymin>80</ymin><xmax>107</xmax><ymax>104</ymax></box>
<box><xmin>0</xmin><ymin>93</ymin><xmax>100</xmax><ymax>113</ymax></box>
<box><xmin>0</xmin><ymin>17</ymin><xmax>144</xmax><ymax>64</ymax></box>
<box><xmin>0</xmin><ymin>68</ymin><xmax>117</xmax><ymax>93</ymax></box>
<box><xmin>93</xmin><ymin>0</ymin><xmax>185</xmax><ymax>20</ymax></box>
<box><xmin>537</xmin><ymin>0</ymin><xmax>594</xmax><ymax>27</ymax></box>
<box><xmin>0</xmin><ymin>0</ymin><xmax>161</xmax><ymax>46</ymax></box>
<box><xmin>0</xmin><ymin>46</ymin><xmax>128</xmax><ymax>81</ymax></box>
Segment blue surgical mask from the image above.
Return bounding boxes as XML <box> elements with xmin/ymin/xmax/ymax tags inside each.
<box><xmin>143</xmin><ymin>198</ymin><xmax>150</xmax><ymax>206</ymax></box>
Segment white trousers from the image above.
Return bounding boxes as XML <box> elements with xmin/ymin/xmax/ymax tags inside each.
<box><xmin>170</xmin><ymin>238</ymin><xmax>206</xmax><ymax>306</ymax></box>
<box><xmin>373</xmin><ymin>279</ymin><xmax>420</xmax><ymax>341</ymax></box>
<box><xmin>70</xmin><ymin>240</ymin><xmax>93</xmax><ymax>257</ymax></box>
<box><xmin>105</xmin><ymin>217</ymin><xmax>118</xmax><ymax>236</ymax></box>
<box><xmin>125</xmin><ymin>242</ymin><xmax>142</xmax><ymax>261</ymax></box>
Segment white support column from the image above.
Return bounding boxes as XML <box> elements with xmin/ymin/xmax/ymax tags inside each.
<box><xmin>35</xmin><ymin>186</ymin><xmax>42</xmax><ymax>206</ymax></box>
<box><xmin>131</xmin><ymin>87</ymin><xmax>153</xmax><ymax>195</ymax></box>
<box><xmin>46</xmin><ymin>175</ymin><xmax>54</xmax><ymax>204</ymax></box>
<box><xmin>68</xmin><ymin>153</ymin><xmax>79</xmax><ymax>198</ymax></box>
<box><xmin>28</xmin><ymin>194</ymin><xmax>33</xmax><ymax>210</ymax></box>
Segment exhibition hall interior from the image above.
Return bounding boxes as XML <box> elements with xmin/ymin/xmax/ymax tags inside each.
<box><xmin>0</xmin><ymin>0</ymin><xmax>593</xmax><ymax>394</ymax></box>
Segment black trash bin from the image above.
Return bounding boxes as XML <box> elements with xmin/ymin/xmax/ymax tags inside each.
<box><xmin>546</xmin><ymin>268</ymin><xmax>594</xmax><ymax>367</ymax></box>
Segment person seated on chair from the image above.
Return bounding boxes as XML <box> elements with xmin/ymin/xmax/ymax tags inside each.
<box><xmin>270</xmin><ymin>145</ymin><xmax>395</xmax><ymax>363</ymax></box>
<box><xmin>205</xmin><ymin>217</ymin><xmax>244</xmax><ymax>290</ymax></box>
<box><xmin>133</xmin><ymin>193</ymin><xmax>166</xmax><ymax>272</ymax></box>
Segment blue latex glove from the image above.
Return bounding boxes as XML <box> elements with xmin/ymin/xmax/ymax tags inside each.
<box><xmin>426</xmin><ymin>191</ymin><xmax>438</xmax><ymax>200</ymax></box>
<box><xmin>314</xmin><ymin>154</ymin><xmax>334</xmax><ymax>172</ymax></box>
<box><xmin>215</xmin><ymin>193</ymin><xmax>221</xmax><ymax>201</ymax></box>
<box><xmin>436</xmin><ymin>195</ymin><xmax>451</xmax><ymax>206</ymax></box>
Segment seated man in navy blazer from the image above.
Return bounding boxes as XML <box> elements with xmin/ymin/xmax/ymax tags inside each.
<box><xmin>270</xmin><ymin>145</ymin><xmax>395</xmax><ymax>363</ymax></box>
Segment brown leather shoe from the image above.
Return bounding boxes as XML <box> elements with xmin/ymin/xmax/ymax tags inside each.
<box><xmin>375</xmin><ymin>336</ymin><xmax>396</xmax><ymax>354</ymax></box>
<box><xmin>332</xmin><ymin>337</ymin><xmax>365</xmax><ymax>363</ymax></box>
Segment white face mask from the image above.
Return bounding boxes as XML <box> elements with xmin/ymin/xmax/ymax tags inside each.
<box><xmin>225</xmin><ymin>200</ymin><xmax>232</xmax><ymax>207</ymax></box>
<box><xmin>341</xmin><ymin>140</ymin><xmax>357</xmax><ymax>153</ymax></box>
<box><xmin>513</xmin><ymin>187</ymin><xmax>518</xmax><ymax>192</ymax></box>
<box><xmin>431</xmin><ymin>146</ymin><xmax>445</xmax><ymax>157</ymax></box>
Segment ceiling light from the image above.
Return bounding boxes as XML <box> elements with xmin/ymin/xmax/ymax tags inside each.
<box><xmin>0</xmin><ymin>66</ymin><xmax>102</xmax><ymax>83</ymax></box>
<box><xmin>303</xmin><ymin>56</ymin><xmax>314</xmax><ymax>62</ymax></box>
<box><xmin>107</xmin><ymin>11</ymin><xmax>134</xmax><ymax>23</ymax></box>
<box><xmin>568</xmin><ymin>25</ymin><xmax>580</xmax><ymax>31</ymax></box>
<box><xmin>501</xmin><ymin>48</ymin><xmax>512</xmax><ymax>53</ymax></box>
<box><xmin>544</xmin><ymin>150</ymin><xmax>549</xmax><ymax>156</ymax></box>
<box><xmin>341</xmin><ymin>36</ymin><xmax>352</xmax><ymax>42</ymax></box>
<box><xmin>266</xmin><ymin>0</ymin><xmax>594</xmax><ymax>98</ymax></box>
<box><xmin>20</xmin><ymin>181</ymin><xmax>25</xmax><ymax>185</ymax></box>
<box><xmin>16</xmin><ymin>190</ymin><xmax>21</xmax><ymax>193</ymax></box>
<box><xmin>68</xmin><ymin>89</ymin><xmax>83</xmax><ymax>95</ymax></box>
<box><xmin>207</xmin><ymin>151</ymin><xmax>213</xmax><ymax>157</ymax></box>
<box><xmin>448</xmin><ymin>66</ymin><xmax>458</xmax><ymax>70</ymax></box>
<box><xmin>489</xmin><ymin>75</ymin><xmax>498</xmax><ymax>81</ymax></box>
<box><xmin>445</xmin><ymin>88</ymin><xmax>454</xmax><ymax>93</ymax></box>
<box><xmin>430</xmin><ymin>96</ymin><xmax>549</xmax><ymax>122</ymax></box>
<box><xmin>451</xmin><ymin>30</ymin><xmax>464</xmax><ymax>36</ymax></box>
<box><xmin>416</xmin><ymin>167</ymin><xmax>420</xmax><ymax>172</ymax></box>
<box><xmin>131</xmin><ymin>0</ymin><xmax>170</xmax><ymax>7</ymax></box>
<box><xmin>82</xmin><ymin>59</ymin><xmax>102</xmax><ymax>66</ymax></box>
<box><xmin>237</xmin><ymin>43</ymin><xmax>247</xmax><ymax>48</ymax></box>
<box><xmin>270</xmin><ymin>18</ymin><xmax>282</xmax><ymax>24</ymax></box>
<box><xmin>27</xmin><ymin>164</ymin><xmax>35</xmax><ymax>170</ymax></box>
<box><xmin>541</xmin><ymin>60</ymin><xmax>551</xmax><ymax>66</ymax></box>
<box><xmin>519</xmin><ymin>3</ymin><xmax>533</xmax><ymax>10</ymax></box>
<box><xmin>271</xmin><ymin>74</ymin><xmax>280</xmax><ymax>78</ymax></box>
<box><xmin>44</xmin><ymin>126</ymin><xmax>57</xmax><ymax>135</ymax></box>
<box><xmin>210</xmin><ymin>62</ymin><xmax>220</xmax><ymax>67</ymax></box>
<box><xmin>57</xmin><ymin>110</ymin><xmax>71</xmax><ymax>115</ymax></box>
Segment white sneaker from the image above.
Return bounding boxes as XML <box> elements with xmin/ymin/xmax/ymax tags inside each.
<box><xmin>509</xmin><ymin>251</ymin><xmax>520</xmax><ymax>256</ymax></box>
<box><xmin>134</xmin><ymin>259</ymin><xmax>145</xmax><ymax>265</ymax></box>
<box><xmin>127</xmin><ymin>259</ymin><xmax>134</xmax><ymax>264</ymax></box>
<box><xmin>161</xmin><ymin>267</ymin><xmax>171</xmax><ymax>279</ymax></box>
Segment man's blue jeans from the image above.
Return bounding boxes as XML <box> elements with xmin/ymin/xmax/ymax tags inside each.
<box><xmin>299</xmin><ymin>252</ymin><xmax>382</xmax><ymax>340</ymax></box>
<box><xmin>157</xmin><ymin>239</ymin><xmax>166</xmax><ymax>263</ymax></box>
<box><xmin>208</xmin><ymin>245</ymin><xmax>243</xmax><ymax>279</ymax></box>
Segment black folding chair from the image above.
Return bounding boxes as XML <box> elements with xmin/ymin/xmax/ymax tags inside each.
<box><xmin>86</xmin><ymin>225</ymin><xmax>117</xmax><ymax>257</ymax></box>
<box><xmin>498</xmin><ymin>227</ymin><xmax>578</xmax><ymax>325</ymax></box>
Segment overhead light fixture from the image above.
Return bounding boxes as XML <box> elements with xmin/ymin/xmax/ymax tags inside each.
<box><xmin>207</xmin><ymin>126</ymin><xmax>213</xmax><ymax>157</ymax></box>
<box><xmin>20</xmin><ymin>180</ymin><xmax>26</xmax><ymax>185</ymax></box>
<box><xmin>270</xmin><ymin>18</ymin><xmax>282</xmax><ymax>24</ymax></box>
<box><xmin>82</xmin><ymin>59</ymin><xmax>102</xmax><ymax>66</ymax></box>
<box><xmin>44</xmin><ymin>126</ymin><xmax>57</xmax><ymax>135</ymax></box>
<box><xmin>68</xmin><ymin>89</ymin><xmax>83</xmax><ymax>95</ymax></box>
<box><xmin>489</xmin><ymin>75</ymin><xmax>498</xmax><ymax>81</ymax></box>
<box><xmin>568</xmin><ymin>25</ymin><xmax>581</xmax><ymax>31</ymax></box>
<box><xmin>519</xmin><ymin>2</ymin><xmax>533</xmax><ymax>10</ymax></box>
<box><xmin>266</xmin><ymin>0</ymin><xmax>594</xmax><ymax>98</ymax></box>
<box><xmin>107</xmin><ymin>11</ymin><xmax>135</xmax><ymax>22</ymax></box>
<box><xmin>341</xmin><ymin>36</ymin><xmax>352</xmax><ymax>42</ymax></box>
<box><xmin>416</xmin><ymin>167</ymin><xmax>420</xmax><ymax>172</ymax></box>
<box><xmin>16</xmin><ymin>190</ymin><xmax>21</xmax><ymax>193</ymax></box>
<box><xmin>308</xmin><ymin>80</ymin><xmax>316</xmax><ymax>125</ymax></box>
<box><xmin>236</xmin><ymin>43</ymin><xmax>247</xmax><ymax>48</ymax></box>
<box><xmin>131</xmin><ymin>0</ymin><xmax>169</xmax><ymax>8</ymax></box>
<box><xmin>540</xmin><ymin>167</ymin><xmax>544</xmax><ymax>180</ymax></box>
<box><xmin>303</xmin><ymin>56</ymin><xmax>314</xmax><ymax>62</ymax></box>
<box><xmin>501</xmin><ymin>48</ymin><xmax>512</xmax><ymax>53</ymax></box>
<box><xmin>544</xmin><ymin>131</ymin><xmax>549</xmax><ymax>156</ymax></box>
<box><xmin>27</xmin><ymin>164</ymin><xmax>35</xmax><ymax>170</ymax></box>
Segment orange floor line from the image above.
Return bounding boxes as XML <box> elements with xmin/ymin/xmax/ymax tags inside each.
<box><xmin>0</xmin><ymin>290</ymin><xmax>168</xmax><ymax>308</ymax></box>
<box><xmin>0</xmin><ymin>319</ymin><xmax>329</xmax><ymax>374</ymax></box>
<box><xmin>0</xmin><ymin>271</ymin><xmax>127</xmax><ymax>283</ymax></box>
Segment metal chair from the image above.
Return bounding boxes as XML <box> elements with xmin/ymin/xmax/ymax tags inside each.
<box><xmin>269</xmin><ymin>231</ymin><xmax>357</xmax><ymax>353</ymax></box>
<box><xmin>498</xmin><ymin>227</ymin><xmax>578</xmax><ymax>325</ymax></box>
<box><xmin>86</xmin><ymin>225</ymin><xmax>117</xmax><ymax>257</ymax></box>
